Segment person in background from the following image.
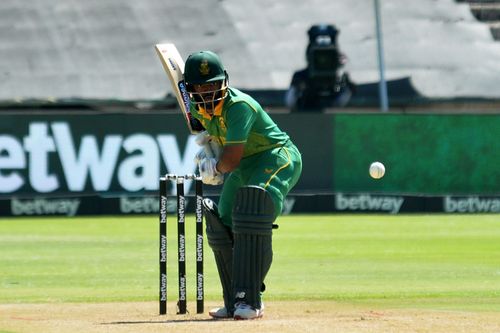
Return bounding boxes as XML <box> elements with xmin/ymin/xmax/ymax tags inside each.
<box><xmin>286</xmin><ymin>24</ymin><xmax>355</xmax><ymax>111</ymax></box>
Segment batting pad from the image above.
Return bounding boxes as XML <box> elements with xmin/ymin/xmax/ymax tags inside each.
<box><xmin>232</xmin><ymin>186</ymin><xmax>275</xmax><ymax>309</ymax></box>
<box><xmin>203</xmin><ymin>198</ymin><xmax>234</xmax><ymax>312</ymax></box>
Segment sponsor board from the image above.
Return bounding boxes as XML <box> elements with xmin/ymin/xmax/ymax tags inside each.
<box><xmin>1</xmin><ymin>194</ymin><xmax>498</xmax><ymax>217</ymax></box>
<box><xmin>335</xmin><ymin>193</ymin><xmax>404</xmax><ymax>214</ymax></box>
<box><xmin>11</xmin><ymin>197</ymin><xmax>80</xmax><ymax>216</ymax></box>
<box><xmin>444</xmin><ymin>196</ymin><xmax>500</xmax><ymax>213</ymax></box>
<box><xmin>121</xmin><ymin>196</ymin><xmax>158</xmax><ymax>214</ymax></box>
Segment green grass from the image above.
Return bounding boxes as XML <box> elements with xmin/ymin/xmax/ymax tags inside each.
<box><xmin>0</xmin><ymin>214</ymin><xmax>499</xmax><ymax>311</ymax></box>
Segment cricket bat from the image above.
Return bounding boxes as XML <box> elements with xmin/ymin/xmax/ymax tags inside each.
<box><xmin>155</xmin><ymin>43</ymin><xmax>201</xmax><ymax>134</ymax></box>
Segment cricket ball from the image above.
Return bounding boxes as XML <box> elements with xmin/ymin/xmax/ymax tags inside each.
<box><xmin>369</xmin><ymin>162</ymin><xmax>385</xmax><ymax>179</ymax></box>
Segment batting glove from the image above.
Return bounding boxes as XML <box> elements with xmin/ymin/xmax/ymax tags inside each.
<box><xmin>198</xmin><ymin>157</ymin><xmax>223</xmax><ymax>185</ymax></box>
<box><xmin>194</xmin><ymin>131</ymin><xmax>222</xmax><ymax>159</ymax></box>
<box><xmin>193</xmin><ymin>148</ymin><xmax>207</xmax><ymax>165</ymax></box>
<box><xmin>194</xmin><ymin>131</ymin><xmax>211</xmax><ymax>146</ymax></box>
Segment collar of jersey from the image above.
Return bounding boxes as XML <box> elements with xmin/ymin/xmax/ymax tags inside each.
<box><xmin>198</xmin><ymin>100</ymin><xmax>224</xmax><ymax>119</ymax></box>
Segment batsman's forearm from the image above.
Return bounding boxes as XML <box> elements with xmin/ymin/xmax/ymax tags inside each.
<box><xmin>215</xmin><ymin>144</ymin><xmax>244</xmax><ymax>173</ymax></box>
<box><xmin>215</xmin><ymin>154</ymin><xmax>239</xmax><ymax>173</ymax></box>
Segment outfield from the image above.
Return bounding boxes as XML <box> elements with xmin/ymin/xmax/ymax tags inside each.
<box><xmin>0</xmin><ymin>214</ymin><xmax>499</xmax><ymax>332</ymax></box>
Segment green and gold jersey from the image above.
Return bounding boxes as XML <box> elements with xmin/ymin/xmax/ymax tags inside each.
<box><xmin>190</xmin><ymin>87</ymin><xmax>290</xmax><ymax>158</ymax></box>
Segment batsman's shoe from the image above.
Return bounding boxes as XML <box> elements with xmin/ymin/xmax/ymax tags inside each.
<box><xmin>233</xmin><ymin>302</ymin><xmax>264</xmax><ymax>320</ymax></box>
<box><xmin>208</xmin><ymin>306</ymin><xmax>232</xmax><ymax>319</ymax></box>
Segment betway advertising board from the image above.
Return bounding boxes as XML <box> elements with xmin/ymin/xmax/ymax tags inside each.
<box><xmin>0</xmin><ymin>112</ymin><xmax>498</xmax><ymax>216</ymax></box>
<box><xmin>3</xmin><ymin>193</ymin><xmax>499</xmax><ymax>217</ymax></box>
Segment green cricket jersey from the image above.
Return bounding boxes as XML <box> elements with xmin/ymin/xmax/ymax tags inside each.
<box><xmin>191</xmin><ymin>86</ymin><xmax>302</xmax><ymax>225</ymax></box>
<box><xmin>190</xmin><ymin>87</ymin><xmax>290</xmax><ymax>157</ymax></box>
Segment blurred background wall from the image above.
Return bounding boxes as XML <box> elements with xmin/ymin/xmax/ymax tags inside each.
<box><xmin>2</xmin><ymin>0</ymin><xmax>500</xmax><ymax>100</ymax></box>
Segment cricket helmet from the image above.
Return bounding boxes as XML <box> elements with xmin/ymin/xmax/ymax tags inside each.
<box><xmin>184</xmin><ymin>51</ymin><xmax>229</xmax><ymax>109</ymax></box>
<box><xmin>184</xmin><ymin>51</ymin><xmax>227</xmax><ymax>84</ymax></box>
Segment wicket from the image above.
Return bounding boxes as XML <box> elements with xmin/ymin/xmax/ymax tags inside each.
<box><xmin>159</xmin><ymin>174</ymin><xmax>204</xmax><ymax>315</ymax></box>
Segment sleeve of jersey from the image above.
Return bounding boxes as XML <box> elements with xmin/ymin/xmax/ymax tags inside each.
<box><xmin>224</xmin><ymin>102</ymin><xmax>257</xmax><ymax>145</ymax></box>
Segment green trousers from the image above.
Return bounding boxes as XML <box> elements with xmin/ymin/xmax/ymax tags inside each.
<box><xmin>218</xmin><ymin>142</ymin><xmax>302</xmax><ymax>227</ymax></box>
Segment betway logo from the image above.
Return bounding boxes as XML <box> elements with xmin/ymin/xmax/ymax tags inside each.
<box><xmin>336</xmin><ymin>193</ymin><xmax>404</xmax><ymax>214</ymax></box>
<box><xmin>120</xmin><ymin>196</ymin><xmax>182</xmax><ymax>214</ymax></box>
<box><xmin>11</xmin><ymin>198</ymin><xmax>80</xmax><ymax>216</ymax></box>
<box><xmin>0</xmin><ymin>122</ymin><xmax>198</xmax><ymax>194</ymax></box>
<box><xmin>444</xmin><ymin>196</ymin><xmax>500</xmax><ymax>213</ymax></box>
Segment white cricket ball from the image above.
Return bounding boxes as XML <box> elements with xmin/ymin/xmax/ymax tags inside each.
<box><xmin>369</xmin><ymin>162</ymin><xmax>385</xmax><ymax>179</ymax></box>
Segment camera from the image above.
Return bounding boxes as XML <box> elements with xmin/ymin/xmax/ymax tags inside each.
<box><xmin>306</xmin><ymin>24</ymin><xmax>342</xmax><ymax>78</ymax></box>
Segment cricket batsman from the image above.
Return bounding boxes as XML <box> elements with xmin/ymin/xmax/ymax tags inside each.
<box><xmin>184</xmin><ymin>51</ymin><xmax>302</xmax><ymax>320</ymax></box>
